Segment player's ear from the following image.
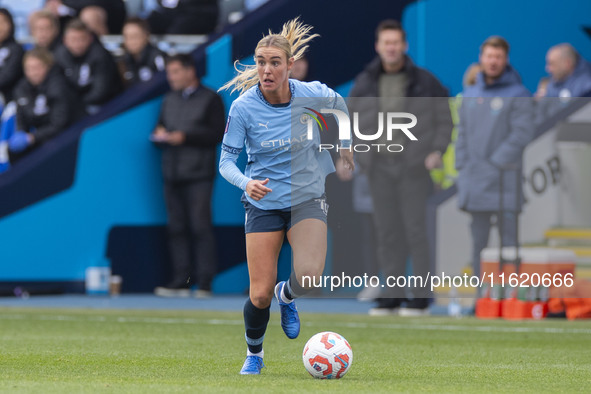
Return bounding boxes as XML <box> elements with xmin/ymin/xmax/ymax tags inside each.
<box><xmin>288</xmin><ymin>56</ymin><xmax>295</xmax><ymax>70</ymax></box>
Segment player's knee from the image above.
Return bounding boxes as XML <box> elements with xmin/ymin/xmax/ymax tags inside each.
<box><xmin>250</xmin><ymin>290</ymin><xmax>273</xmax><ymax>309</ymax></box>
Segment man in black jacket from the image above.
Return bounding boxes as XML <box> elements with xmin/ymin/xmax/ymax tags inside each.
<box><xmin>349</xmin><ymin>20</ymin><xmax>452</xmax><ymax>316</ymax></box>
<box><xmin>152</xmin><ymin>54</ymin><xmax>225</xmax><ymax>298</ymax></box>
<box><xmin>54</xmin><ymin>18</ymin><xmax>121</xmax><ymax>114</ymax></box>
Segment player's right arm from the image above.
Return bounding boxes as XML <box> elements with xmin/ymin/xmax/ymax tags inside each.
<box><xmin>219</xmin><ymin>104</ymin><xmax>272</xmax><ymax>200</ymax></box>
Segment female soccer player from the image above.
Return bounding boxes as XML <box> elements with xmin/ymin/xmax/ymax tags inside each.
<box><xmin>219</xmin><ymin>18</ymin><xmax>354</xmax><ymax>375</ymax></box>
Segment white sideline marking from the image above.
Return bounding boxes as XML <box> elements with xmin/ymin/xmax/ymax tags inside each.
<box><xmin>2</xmin><ymin>313</ymin><xmax>591</xmax><ymax>335</ymax></box>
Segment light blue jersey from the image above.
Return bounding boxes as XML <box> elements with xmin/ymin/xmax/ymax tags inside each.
<box><xmin>219</xmin><ymin>79</ymin><xmax>350</xmax><ymax>210</ymax></box>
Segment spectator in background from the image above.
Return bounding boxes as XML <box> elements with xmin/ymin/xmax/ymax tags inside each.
<box><xmin>45</xmin><ymin>0</ymin><xmax>127</xmax><ymax>34</ymax></box>
<box><xmin>534</xmin><ymin>44</ymin><xmax>591</xmax><ymax>135</ymax></box>
<box><xmin>455</xmin><ymin>36</ymin><xmax>534</xmax><ymax>280</ymax></box>
<box><xmin>544</xmin><ymin>43</ymin><xmax>591</xmax><ymax>98</ymax></box>
<box><xmin>79</xmin><ymin>5</ymin><xmax>108</xmax><ymax>36</ymax></box>
<box><xmin>0</xmin><ymin>8</ymin><xmax>23</xmax><ymax>104</ymax></box>
<box><xmin>431</xmin><ymin>63</ymin><xmax>481</xmax><ymax>191</ymax></box>
<box><xmin>7</xmin><ymin>48</ymin><xmax>83</xmax><ymax>159</ymax></box>
<box><xmin>29</xmin><ymin>10</ymin><xmax>61</xmax><ymax>51</ymax></box>
<box><xmin>54</xmin><ymin>19</ymin><xmax>120</xmax><ymax>114</ymax></box>
<box><xmin>152</xmin><ymin>54</ymin><xmax>225</xmax><ymax>298</ymax></box>
<box><xmin>349</xmin><ymin>20</ymin><xmax>452</xmax><ymax>316</ymax></box>
<box><xmin>117</xmin><ymin>17</ymin><xmax>166</xmax><ymax>88</ymax></box>
<box><xmin>147</xmin><ymin>0</ymin><xmax>219</xmax><ymax>35</ymax></box>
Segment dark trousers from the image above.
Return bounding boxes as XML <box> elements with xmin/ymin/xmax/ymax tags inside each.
<box><xmin>359</xmin><ymin>213</ymin><xmax>379</xmax><ymax>277</ymax></box>
<box><xmin>470</xmin><ymin>211</ymin><xmax>517</xmax><ymax>279</ymax></box>
<box><xmin>368</xmin><ymin>158</ymin><xmax>433</xmax><ymax>299</ymax></box>
<box><xmin>164</xmin><ymin>180</ymin><xmax>217</xmax><ymax>290</ymax></box>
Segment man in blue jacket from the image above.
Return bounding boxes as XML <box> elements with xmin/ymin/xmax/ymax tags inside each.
<box><xmin>545</xmin><ymin>43</ymin><xmax>591</xmax><ymax>98</ymax></box>
<box><xmin>534</xmin><ymin>43</ymin><xmax>591</xmax><ymax>133</ymax></box>
<box><xmin>456</xmin><ymin>36</ymin><xmax>534</xmax><ymax>280</ymax></box>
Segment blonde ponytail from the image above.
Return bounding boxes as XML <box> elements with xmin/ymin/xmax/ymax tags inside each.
<box><xmin>219</xmin><ymin>17</ymin><xmax>319</xmax><ymax>95</ymax></box>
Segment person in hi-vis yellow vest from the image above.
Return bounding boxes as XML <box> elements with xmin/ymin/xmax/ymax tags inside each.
<box><xmin>430</xmin><ymin>63</ymin><xmax>481</xmax><ymax>190</ymax></box>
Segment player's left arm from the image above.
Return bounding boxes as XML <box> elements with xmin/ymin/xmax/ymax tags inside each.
<box><xmin>325</xmin><ymin>85</ymin><xmax>354</xmax><ymax>171</ymax></box>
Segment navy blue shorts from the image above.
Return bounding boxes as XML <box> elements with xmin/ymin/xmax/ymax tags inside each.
<box><xmin>243</xmin><ymin>195</ymin><xmax>329</xmax><ymax>234</ymax></box>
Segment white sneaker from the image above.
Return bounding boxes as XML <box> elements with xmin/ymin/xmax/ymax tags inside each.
<box><xmin>398</xmin><ymin>307</ymin><xmax>430</xmax><ymax>317</ymax></box>
<box><xmin>357</xmin><ymin>286</ymin><xmax>382</xmax><ymax>302</ymax></box>
<box><xmin>154</xmin><ymin>286</ymin><xmax>191</xmax><ymax>297</ymax></box>
<box><xmin>368</xmin><ymin>306</ymin><xmax>399</xmax><ymax>316</ymax></box>
<box><xmin>194</xmin><ymin>289</ymin><xmax>212</xmax><ymax>299</ymax></box>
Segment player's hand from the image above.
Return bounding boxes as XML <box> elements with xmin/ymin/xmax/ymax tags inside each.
<box><xmin>339</xmin><ymin>148</ymin><xmax>355</xmax><ymax>172</ymax></box>
<box><xmin>425</xmin><ymin>151</ymin><xmax>442</xmax><ymax>170</ymax></box>
<box><xmin>246</xmin><ymin>178</ymin><xmax>272</xmax><ymax>201</ymax></box>
<box><xmin>335</xmin><ymin>158</ymin><xmax>353</xmax><ymax>182</ymax></box>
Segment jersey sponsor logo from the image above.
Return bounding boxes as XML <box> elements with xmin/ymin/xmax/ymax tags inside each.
<box><xmin>260</xmin><ymin>132</ymin><xmax>309</xmax><ymax>153</ymax></box>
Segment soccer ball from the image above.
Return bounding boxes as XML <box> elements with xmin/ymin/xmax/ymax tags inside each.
<box><xmin>302</xmin><ymin>331</ymin><xmax>353</xmax><ymax>379</ymax></box>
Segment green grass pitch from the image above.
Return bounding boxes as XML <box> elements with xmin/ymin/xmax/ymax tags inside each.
<box><xmin>1</xmin><ymin>307</ymin><xmax>590</xmax><ymax>393</ymax></box>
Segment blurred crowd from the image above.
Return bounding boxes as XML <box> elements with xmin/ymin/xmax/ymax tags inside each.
<box><xmin>0</xmin><ymin>0</ymin><xmax>265</xmax><ymax>170</ymax></box>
